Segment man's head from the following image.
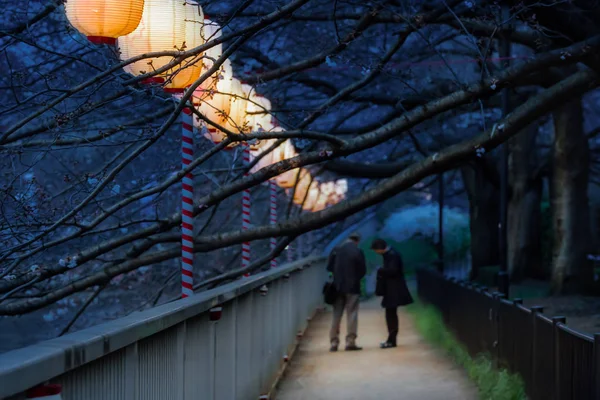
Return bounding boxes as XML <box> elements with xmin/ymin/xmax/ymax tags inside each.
<box><xmin>371</xmin><ymin>238</ymin><xmax>388</xmax><ymax>255</ymax></box>
<box><xmin>348</xmin><ymin>232</ymin><xmax>361</xmax><ymax>243</ymax></box>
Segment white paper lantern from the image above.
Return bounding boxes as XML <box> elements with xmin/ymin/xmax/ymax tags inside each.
<box><xmin>222</xmin><ymin>78</ymin><xmax>250</xmax><ymax>134</ymax></box>
<box><xmin>193</xmin><ymin>86</ymin><xmax>231</xmax><ymax>144</ymax></box>
<box><xmin>246</xmin><ymin>93</ymin><xmax>272</xmax><ymax>132</ymax></box>
<box><xmin>291</xmin><ymin>170</ymin><xmax>314</xmax><ymax>203</ymax></box>
<box><xmin>249</xmin><ymin>140</ymin><xmax>278</xmax><ymax>174</ymax></box>
<box><xmin>300</xmin><ymin>181</ymin><xmax>321</xmax><ymax>210</ymax></box>
<box><xmin>118</xmin><ymin>0</ymin><xmax>204</xmax><ymax>92</ymax></box>
<box><xmin>313</xmin><ymin>181</ymin><xmax>335</xmax><ymax>211</ymax></box>
<box><xmin>273</xmin><ymin>140</ymin><xmax>303</xmax><ymax>188</ymax></box>
<box><xmin>328</xmin><ymin>179</ymin><xmax>348</xmax><ymax>205</ymax></box>
<box><xmin>202</xmin><ymin>18</ymin><xmax>222</xmax><ymax>71</ymax></box>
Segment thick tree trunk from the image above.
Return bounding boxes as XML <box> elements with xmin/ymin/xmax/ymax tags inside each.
<box><xmin>461</xmin><ymin>163</ymin><xmax>500</xmax><ymax>280</ymax></box>
<box><xmin>551</xmin><ymin>98</ymin><xmax>593</xmax><ymax>294</ymax></box>
<box><xmin>508</xmin><ymin>125</ymin><xmax>543</xmax><ymax>281</ymax></box>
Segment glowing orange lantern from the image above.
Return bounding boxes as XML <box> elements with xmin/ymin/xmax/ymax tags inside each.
<box><xmin>118</xmin><ymin>0</ymin><xmax>205</xmax><ymax>91</ymax></box>
<box><xmin>291</xmin><ymin>170</ymin><xmax>314</xmax><ymax>203</ymax></box>
<box><xmin>65</xmin><ymin>0</ymin><xmax>145</xmax><ymax>45</ymax></box>
<box><xmin>300</xmin><ymin>181</ymin><xmax>321</xmax><ymax>210</ymax></box>
<box><xmin>272</xmin><ymin>140</ymin><xmax>303</xmax><ymax>188</ymax></box>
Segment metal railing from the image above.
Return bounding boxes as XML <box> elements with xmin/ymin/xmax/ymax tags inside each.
<box><xmin>0</xmin><ymin>257</ymin><xmax>327</xmax><ymax>400</ymax></box>
<box><xmin>416</xmin><ymin>267</ymin><xmax>600</xmax><ymax>400</ymax></box>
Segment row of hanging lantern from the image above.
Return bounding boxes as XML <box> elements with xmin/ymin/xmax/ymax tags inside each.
<box><xmin>65</xmin><ymin>0</ymin><xmax>347</xmax><ymax>211</ymax></box>
<box><xmin>64</xmin><ymin>0</ymin><xmax>348</xmax><ymax>292</ymax></box>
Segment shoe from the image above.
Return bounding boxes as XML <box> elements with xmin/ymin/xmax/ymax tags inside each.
<box><xmin>345</xmin><ymin>345</ymin><xmax>363</xmax><ymax>351</ymax></box>
<box><xmin>380</xmin><ymin>341</ymin><xmax>396</xmax><ymax>349</ymax></box>
<box><xmin>329</xmin><ymin>345</ymin><xmax>338</xmax><ymax>352</ymax></box>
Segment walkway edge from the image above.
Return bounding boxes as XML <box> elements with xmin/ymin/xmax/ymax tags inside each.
<box><xmin>268</xmin><ymin>306</ymin><xmax>324</xmax><ymax>400</ymax></box>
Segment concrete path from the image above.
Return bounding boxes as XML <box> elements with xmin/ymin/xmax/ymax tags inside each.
<box><xmin>275</xmin><ymin>298</ymin><xmax>478</xmax><ymax>400</ymax></box>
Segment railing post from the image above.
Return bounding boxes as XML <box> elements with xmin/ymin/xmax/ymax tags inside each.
<box><xmin>552</xmin><ymin>316</ymin><xmax>566</xmax><ymax>400</ymax></box>
<box><xmin>530</xmin><ymin>306</ymin><xmax>544</xmax><ymax>400</ymax></box>
<box><xmin>513</xmin><ymin>298</ymin><xmax>523</xmax><ymax>305</ymax></box>
<box><xmin>492</xmin><ymin>293</ymin><xmax>506</xmax><ymax>369</ymax></box>
<box><xmin>594</xmin><ymin>334</ymin><xmax>600</xmax><ymax>400</ymax></box>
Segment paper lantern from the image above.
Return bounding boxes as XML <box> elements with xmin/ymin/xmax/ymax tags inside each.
<box><xmin>272</xmin><ymin>140</ymin><xmax>301</xmax><ymax>188</ymax></box>
<box><xmin>118</xmin><ymin>0</ymin><xmax>205</xmax><ymax>91</ymax></box>
<box><xmin>240</xmin><ymin>80</ymin><xmax>254</xmax><ymax>96</ymax></box>
<box><xmin>246</xmin><ymin>93</ymin><xmax>272</xmax><ymax>132</ymax></box>
<box><xmin>193</xmin><ymin>57</ymin><xmax>232</xmax><ymax>144</ymax></box>
<box><xmin>249</xmin><ymin>140</ymin><xmax>278</xmax><ymax>174</ymax></box>
<box><xmin>203</xmin><ymin>18</ymin><xmax>223</xmax><ymax>70</ymax></box>
<box><xmin>300</xmin><ymin>181</ymin><xmax>321</xmax><ymax>210</ymax></box>
<box><xmin>313</xmin><ymin>181</ymin><xmax>335</xmax><ymax>211</ymax></box>
<box><xmin>328</xmin><ymin>179</ymin><xmax>348</xmax><ymax>205</ymax></box>
<box><xmin>291</xmin><ymin>170</ymin><xmax>314</xmax><ymax>203</ymax></box>
<box><xmin>194</xmin><ymin>86</ymin><xmax>232</xmax><ymax>144</ymax></box>
<box><xmin>65</xmin><ymin>0</ymin><xmax>144</xmax><ymax>45</ymax></box>
<box><xmin>221</xmin><ymin>59</ymin><xmax>234</xmax><ymax>83</ymax></box>
<box><xmin>222</xmin><ymin>78</ymin><xmax>250</xmax><ymax>134</ymax></box>
<box><xmin>166</xmin><ymin>0</ymin><xmax>205</xmax><ymax>92</ymax></box>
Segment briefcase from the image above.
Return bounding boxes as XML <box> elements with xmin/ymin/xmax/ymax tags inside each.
<box><xmin>322</xmin><ymin>281</ymin><xmax>338</xmax><ymax>305</ymax></box>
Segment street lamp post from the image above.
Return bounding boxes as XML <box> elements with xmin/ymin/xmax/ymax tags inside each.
<box><xmin>497</xmin><ymin>3</ymin><xmax>512</xmax><ymax>298</ymax></box>
<box><xmin>437</xmin><ymin>173</ymin><xmax>445</xmax><ymax>274</ymax></box>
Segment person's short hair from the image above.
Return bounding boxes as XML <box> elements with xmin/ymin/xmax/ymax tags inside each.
<box><xmin>371</xmin><ymin>238</ymin><xmax>387</xmax><ymax>250</ymax></box>
<box><xmin>348</xmin><ymin>232</ymin><xmax>361</xmax><ymax>241</ymax></box>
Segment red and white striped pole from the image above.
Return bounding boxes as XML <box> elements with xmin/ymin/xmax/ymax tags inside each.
<box><xmin>269</xmin><ymin>180</ymin><xmax>277</xmax><ymax>268</ymax></box>
<box><xmin>181</xmin><ymin>107</ymin><xmax>194</xmax><ymax>298</ymax></box>
<box><xmin>242</xmin><ymin>144</ymin><xmax>252</xmax><ymax>277</ymax></box>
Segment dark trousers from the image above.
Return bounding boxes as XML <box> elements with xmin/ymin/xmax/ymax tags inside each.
<box><xmin>385</xmin><ymin>307</ymin><xmax>399</xmax><ymax>344</ymax></box>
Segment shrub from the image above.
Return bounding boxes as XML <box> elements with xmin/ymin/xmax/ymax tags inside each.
<box><xmin>407</xmin><ymin>301</ymin><xmax>527</xmax><ymax>400</ymax></box>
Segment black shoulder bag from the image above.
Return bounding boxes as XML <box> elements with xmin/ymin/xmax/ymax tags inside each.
<box><xmin>323</xmin><ymin>250</ymin><xmax>338</xmax><ymax>305</ymax></box>
<box><xmin>323</xmin><ymin>281</ymin><xmax>338</xmax><ymax>305</ymax></box>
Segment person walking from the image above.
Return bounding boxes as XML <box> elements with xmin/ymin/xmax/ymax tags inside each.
<box><xmin>326</xmin><ymin>232</ymin><xmax>366</xmax><ymax>352</ymax></box>
<box><xmin>371</xmin><ymin>238</ymin><xmax>413</xmax><ymax>349</ymax></box>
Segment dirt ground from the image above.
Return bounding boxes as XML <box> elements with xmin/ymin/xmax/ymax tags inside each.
<box><xmin>487</xmin><ymin>279</ymin><xmax>600</xmax><ymax>336</ymax></box>
<box><xmin>275</xmin><ymin>298</ymin><xmax>477</xmax><ymax>400</ymax></box>
<box><xmin>523</xmin><ymin>295</ymin><xmax>600</xmax><ymax>335</ymax></box>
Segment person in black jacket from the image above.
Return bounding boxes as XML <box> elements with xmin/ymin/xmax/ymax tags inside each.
<box><xmin>326</xmin><ymin>232</ymin><xmax>367</xmax><ymax>352</ymax></box>
<box><xmin>371</xmin><ymin>238</ymin><xmax>413</xmax><ymax>349</ymax></box>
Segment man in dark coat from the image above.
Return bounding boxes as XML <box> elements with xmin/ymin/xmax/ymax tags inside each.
<box><xmin>371</xmin><ymin>238</ymin><xmax>413</xmax><ymax>349</ymax></box>
<box><xmin>326</xmin><ymin>232</ymin><xmax>367</xmax><ymax>352</ymax></box>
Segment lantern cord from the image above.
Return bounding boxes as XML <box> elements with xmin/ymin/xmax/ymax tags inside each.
<box><xmin>269</xmin><ymin>180</ymin><xmax>278</xmax><ymax>268</ymax></box>
<box><xmin>242</xmin><ymin>144</ymin><xmax>252</xmax><ymax>276</ymax></box>
<box><xmin>181</xmin><ymin>107</ymin><xmax>195</xmax><ymax>298</ymax></box>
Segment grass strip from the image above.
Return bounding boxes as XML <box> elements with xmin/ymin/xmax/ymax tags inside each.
<box><xmin>406</xmin><ymin>301</ymin><xmax>527</xmax><ymax>400</ymax></box>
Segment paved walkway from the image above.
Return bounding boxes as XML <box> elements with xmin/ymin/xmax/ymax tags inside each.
<box><xmin>276</xmin><ymin>298</ymin><xmax>478</xmax><ymax>400</ymax></box>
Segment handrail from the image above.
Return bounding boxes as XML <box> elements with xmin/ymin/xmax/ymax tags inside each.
<box><xmin>0</xmin><ymin>256</ymin><xmax>326</xmax><ymax>398</ymax></box>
